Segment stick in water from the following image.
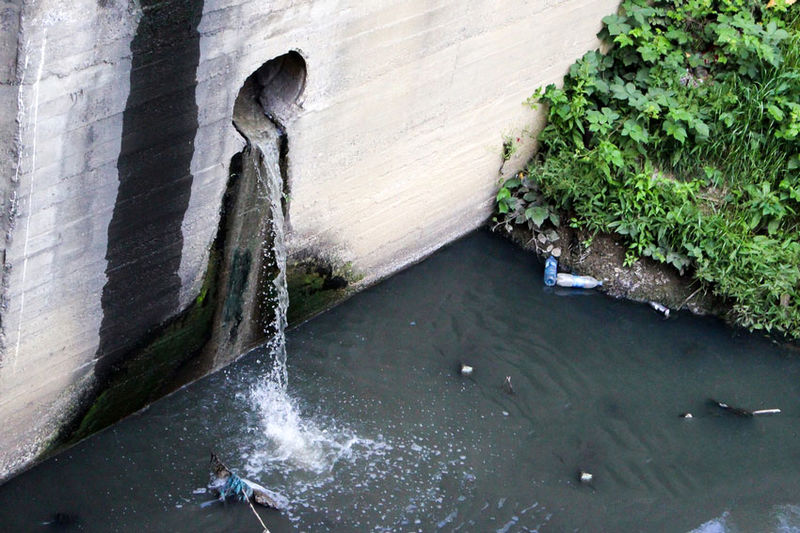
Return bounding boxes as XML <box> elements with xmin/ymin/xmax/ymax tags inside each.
<box><xmin>245</xmin><ymin>496</ymin><xmax>270</xmax><ymax>533</ymax></box>
<box><xmin>711</xmin><ymin>399</ymin><xmax>781</xmax><ymax>417</ymax></box>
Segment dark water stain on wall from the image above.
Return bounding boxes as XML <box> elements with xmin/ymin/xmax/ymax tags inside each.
<box><xmin>96</xmin><ymin>0</ymin><xmax>204</xmax><ymax>382</ymax></box>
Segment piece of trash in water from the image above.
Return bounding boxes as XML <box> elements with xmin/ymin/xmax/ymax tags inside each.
<box><xmin>556</xmin><ymin>273</ymin><xmax>602</xmax><ymax>289</ymax></box>
<box><xmin>41</xmin><ymin>513</ymin><xmax>79</xmax><ymax>527</ymax></box>
<box><xmin>209</xmin><ymin>452</ymin><xmax>285</xmax><ymax>509</ymax></box>
<box><xmin>503</xmin><ymin>376</ymin><xmax>515</xmax><ymax>394</ymax></box>
<box><xmin>649</xmin><ymin>301</ymin><xmax>670</xmax><ymax>318</ymax></box>
<box><xmin>679</xmin><ymin>412</ymin><xmax>693</xmax><ymax>419</ymax></box>
<box><xmin>460</xmin><ymin>363</ymin><xmax>474</xmax><ymax>376</ymax></box>
<box><xmin>544</xmin><ymin>256</ymin><xmax>558</xmax><ymax>287</ymax></box>
<box><xmin>192</xmin><ymin>487</ymin><xmax>207</xmax><ymax>494</ymax></box>
<box><xmin>752</xmin><ymin>408</ymin><xmax>782</xmax><ymax>415</ymax></box>
<box><xmin>710</xmin><ymin>399</ymin><xmax>781</xmax><ymax>418</ymax></box>
<box><xmin>578</xmin><ymin>471</ymin><xmax>593</xmax><ymax>483</ymax></box>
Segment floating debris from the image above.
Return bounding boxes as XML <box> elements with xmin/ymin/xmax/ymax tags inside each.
<box><xmin>710</xmin><ymin>399</ymin><xmax>781</xmax><ymax>418</ymax></box>
<box><xmin>752</xmin><ymin>408</ymin><xmax>782</xmax><ymax>416</ymax></box>
<box><xmin>556</xmin><ymin>273</ymin><xmax>602</xmax><ymax>289</ymax></box>
<box><xmin>503</xmin><ymin>376</ymin><xmax>515</xmax><ymax>394</ymax></box>
<box><xmin>209</xmin><ymin>453</ymin><xmax>282</xmax><ymax>509</ymax></box>
<box><xmin>679</xmin><ymin>412</ymin><xmax>693</xmax><ymax>419</ymax></box>
<box><xmin>41</xmin><ymin>513</ymin><xmax>79</xmax><ymax>527</ymax></box>
<box><xmin>578</xmin><ymin>471</ymin><xmax>594</xmax><ymax>483</ymax></box>
<box><xmin>460</xmin><ymin>363</ymin><xmax>474</xmax><ymax>376</ymax></box>
<box><xmin>649</xmin><ymin>301</ymin><xmax>670</xmax><ymax>318</ymax></box>
<box><xmin>544</xmin><ymin>256</ymin><xmax>558</xmax><ymax>287</ymax></box>
<box><xmin>710</xmin><ymin>399</ymin><xmax>752</xmax><ymax>417</ymax></box>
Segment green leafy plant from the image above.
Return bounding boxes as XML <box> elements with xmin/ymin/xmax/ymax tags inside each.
<box><xmin>502</xmin><ymin>135</ymin><xmax>520</xmax><ymax>161</ymax></box>
<box><xmin>496</xmin><ymin>0</ymin><xmax>800</xmax><ymax>337</ymax></box>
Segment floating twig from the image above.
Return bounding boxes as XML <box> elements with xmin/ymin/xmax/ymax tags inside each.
<box><xmin>710</xmin><ymin>399</ymin><xmax>781</xmax><ymax>417</ymax></box>
<box><xmin>678</xmin><ymin>286</ymin><xmax>704</xmax><ymax>310</ymax></box>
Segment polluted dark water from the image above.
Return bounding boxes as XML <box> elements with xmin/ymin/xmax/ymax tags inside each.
<box><xmin>3</xmin><ymin>230</ymin><xmax>800</xmax><ymax>532</ymax></box>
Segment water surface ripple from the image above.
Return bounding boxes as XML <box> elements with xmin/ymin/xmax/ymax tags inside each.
<box><xmin>2</xmin><ymin>230</ymin><xmax>800</xmax><ymax>532</ymax></box>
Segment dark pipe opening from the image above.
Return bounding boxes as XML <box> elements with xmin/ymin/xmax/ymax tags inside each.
<box><xmin>253</xmin><ymin>51</ymin><xmax>307</xmax><ymax>126</ymax></box>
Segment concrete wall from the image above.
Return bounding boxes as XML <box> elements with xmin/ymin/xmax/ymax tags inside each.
<box><xmin>0</xmin><ymin>0</ymin><xmax>618</xmax><ymax>481</ymax></box>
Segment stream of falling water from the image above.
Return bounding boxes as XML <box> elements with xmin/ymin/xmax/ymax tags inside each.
<box><xmin>242</xmin><ymin>131</ymin><xmax>380</xmax><ymax>513</ymax></box>
<box><xmin>252</xmin><ymin>130</ymin><xmax>289</xmax><ymax>390</ymax></box>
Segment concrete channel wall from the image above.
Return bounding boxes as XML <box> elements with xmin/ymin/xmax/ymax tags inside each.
<box><xmin>0</xmin><ymin>0</ymin><xmax>619</xmax><ymax>481</ymax></box>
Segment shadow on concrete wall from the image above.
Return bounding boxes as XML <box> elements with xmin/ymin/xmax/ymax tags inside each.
<box><xmin>62</xmin><ymin>49</ymin><xmax>310</xmax><ymax>444</ymax></box>
<box><xmin>96</xmin><ymin>0</ymin><xmax>204</xmax><ymax>381</ymax></box>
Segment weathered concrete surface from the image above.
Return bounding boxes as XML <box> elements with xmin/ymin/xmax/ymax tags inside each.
<box><xmin>0</xmin><ymin>0</ymin><xmax>619</xmax><ymax>481</ymax></box>
<box><xmin>0</xmin><ymin>1</ymin><xmax>138</xmax><ymax>480</ymax></box>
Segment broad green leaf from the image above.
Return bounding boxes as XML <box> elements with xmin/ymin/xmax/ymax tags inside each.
<box><xmin>767</xmin><ymin>104</ymin><xmax>785</xmax><ymax>121</ymax></box>
<box><xmin>622</xmin><ymin>119</ymin><xmax>650</xmax><ymax>143</ymax></box>
<box><xmin>768</xmin><ymin>218</ymin><xmax>780</xmax><ymax>234</ymax></box>
<box><xmin>637</xmin><ymin>44</ymin><xmax>660</xmax><ymax>62</ymax></box>
<box><xmin>692</xmin><ymin>119</ymin><xmax>710</xmax><ymax>138</ymax></box>
<box><xmin>525</xmin><ymin>206</ymin><xmax>549</xmax><ymax>227</ymax></box>
<box><xmin>523</xmin><ymin>192</ymin><xmax>539</xmax><ymax>202</ymax></box>
<box><xmin>614</xmin><ymin>34</ymin><xmax>634</xmax><ymax>47</ymax></box>
<box><xmin>663</xmin><ymin>120</ymin><xmax>687</xmax><ymax>143</ymax></box>
<box><xmin>603</xmin><ymin>14</ymin><xmax>632</xmax><ymax>36</ymax></box>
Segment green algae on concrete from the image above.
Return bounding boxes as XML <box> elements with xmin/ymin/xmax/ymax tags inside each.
<box><xmin>64</xmin><ymin>251</ymin><xmax>220</xmax><ymax>445</ymax></box>
<box><xmin>287</xmin><ymin>258</ymin><xmax>361</xmax><ymax>326</ymax></box>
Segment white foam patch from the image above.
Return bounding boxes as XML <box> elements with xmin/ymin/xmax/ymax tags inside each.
<box><xmin>689</xmin><ymin>511</ymin><xmax>732</xmax><ymax>533</ymax></box>
<box><xmin>774</xmin><ymin>504</ymin><xmax>800</xmax><ymax>532</ymax></box>
<box><xmin>245</xmin><ymin>380</ymin><xmax>371</xmax><ymax>474</ymax></box>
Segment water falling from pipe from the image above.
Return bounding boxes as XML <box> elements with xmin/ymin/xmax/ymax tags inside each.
<box><xmin>228</xmin><ymin>57</ymin><xmax>383</xmax><ymax>515</ymax></box>
<box><xmin>248</xmin><ymin>125</ymin><xmax>289</xmax><ymax>390</ymax></box>
<box><xmin>238</xmin><ymin>123</ymin><xmax>372</xmax><ymax>479</ymax></box>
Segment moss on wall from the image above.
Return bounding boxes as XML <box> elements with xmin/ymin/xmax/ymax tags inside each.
<box><xmin>64</xmin><ymin>249</ymin><xmax>220</xmax><ymax>445</ymax></box>
<box><xmin>287</xmin><ymin>258</ymin><xmax>360</xmax><ymax>326</ymax></box>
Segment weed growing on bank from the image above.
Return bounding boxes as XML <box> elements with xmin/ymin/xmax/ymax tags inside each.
<box><xmin>496</xmin><ymin>0</ymin><xmax>799</xmax><ymax>337</ymax></box>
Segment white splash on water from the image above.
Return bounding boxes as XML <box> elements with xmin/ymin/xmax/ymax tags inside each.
<box><xmin>246</xmin><ymin>380</ymin><xmax>367</xmax><ymax>474</ymax></box>
<box><xmin>688</xmin><ymin>506</ymin><xmax>800</xmax><ymax>533</ymax></box>
<box><xmin>774</xmin><ymin>504</ymin><xmax>800</xmax><ymax>533</ymax></box>
<box><xmin>690</xmin><ymin>511</ymin><xmax>731</xmax><ymax>533</ymax></box>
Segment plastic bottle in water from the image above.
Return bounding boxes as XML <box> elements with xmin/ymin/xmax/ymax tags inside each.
<box><xmin>544</xmin><ymin>256</ymin><xmax>557</xmax><ymax>286</ymax></box>
<box><xmin>556</xmin><ymin>272</ymin><xmax>603</xmax><ymax>289</ymax></box>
